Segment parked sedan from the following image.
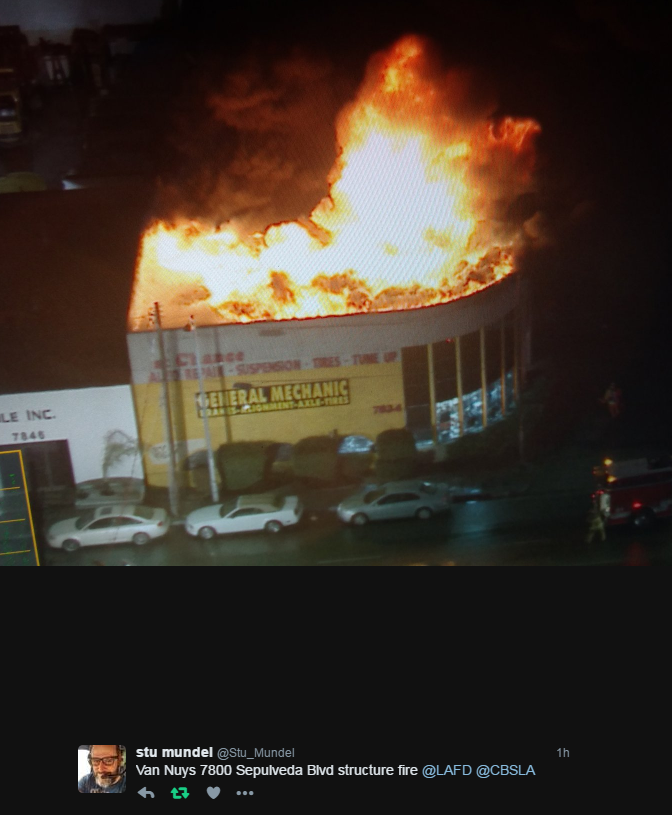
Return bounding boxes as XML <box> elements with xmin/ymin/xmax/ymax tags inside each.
<box><xmin>337</xmin><ymin>480</ymin><xmax>452</xmax><ymax>525</ymax></box>
<box><xmin>185</xmin><ymin>493</ymin><xmax>303</xmax><ymax>539</ymax></box>
<box><xmin>47</xmin><ymin>504</ymin><xmax>169</xmax><ymax>551</ymax></box>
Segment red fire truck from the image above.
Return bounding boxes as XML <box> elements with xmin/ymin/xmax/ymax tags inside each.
<box><xmin>592</xmin><ymin>455</ymin><xmax>672</xmax><ymax>529</ymax></box>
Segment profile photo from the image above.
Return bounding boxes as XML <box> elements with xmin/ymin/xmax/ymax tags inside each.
<box><xmin>78</xmin><ymin>745</ymin><xmax>126</xmax><ymax>793</ymax></box>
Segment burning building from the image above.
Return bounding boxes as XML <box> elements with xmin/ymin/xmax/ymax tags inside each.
<box><xmin>126</xmin><ymin>36</ymin><xmax>539</xmax><ymax>488</ymax></box>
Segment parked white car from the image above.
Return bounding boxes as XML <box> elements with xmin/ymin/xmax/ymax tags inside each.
<box><xmin>47</xmin><ymin>504</ymin><xmax>169</xmax><ymax>551</ymax></box>
<box><xmin>186</xmin><ymin>493</ymin><xmax>303</xmax><ymax>539</ymax></box>
<box><xmin>337</xmin><ymin>480</ymin><xmax>452</xmax><ymax>525</ymax></box>
<box><xmin>74</xmin><ymin>478</ymin><xmax>146</xmax><ymax>508</ymax></box>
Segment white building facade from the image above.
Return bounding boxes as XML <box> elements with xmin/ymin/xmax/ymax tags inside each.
<box><xmin>0</xmin><ymin>385</ymin><xmax>142</xmax><ymax>495</ymax></box>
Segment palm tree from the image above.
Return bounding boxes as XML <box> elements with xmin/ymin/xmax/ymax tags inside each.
<box><xmin>102</xmin><ymin>430</ymin><xmax>139</xmax><ymax>478</ymax></box>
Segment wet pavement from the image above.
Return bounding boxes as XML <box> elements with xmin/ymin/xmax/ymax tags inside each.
<box><xmin>41</xmin><ymin>493</ymin><xmax>672</xmax><ymax>567</ymax></box>
<box><xmin>36</xmin><ymin>426</ymin><xmax>672</xmax><ymax>566</ymax></box>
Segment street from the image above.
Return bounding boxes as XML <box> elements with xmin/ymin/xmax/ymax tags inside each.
<box><xmin>41</xmin><ymin>492</ymin><xmax>672</xmax><ymax>566</ymax></box>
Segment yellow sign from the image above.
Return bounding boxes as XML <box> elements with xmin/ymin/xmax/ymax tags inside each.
<box><xmin>0</xmin><ymin>449</ymin><xmax>39</xmax><ymax>567</ymax></box>
<box><xmin>196</xmin><ymin>379</ymin><xmax>350</xmax><ymax>417</ymax></box>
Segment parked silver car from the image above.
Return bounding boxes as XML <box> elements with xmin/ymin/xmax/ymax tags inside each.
<box><xmin>337</xmin><ymin>480</ymin><xmax>452</xmax><ymax>525</ymax></box>
<box><xmin>185</xmin><ymin>493</ymin><xmax>303</xmax><ymax>539</ymax></box>
<box><xmin>47</xmin><ymin>504</ymin><xmax>169</xmax><ymax>551</ymax></box>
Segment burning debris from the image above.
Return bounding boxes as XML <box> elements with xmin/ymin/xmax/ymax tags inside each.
<box><xmin>129</xmin><ymin>35</ymin><xmax>540</xmax><ymax>330</ymax></box>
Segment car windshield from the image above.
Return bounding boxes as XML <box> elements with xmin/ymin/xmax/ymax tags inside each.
<box><xmin>364</xmin><ymin>489</ymin><xmax>386</xmax><ymax>504</ymax></box>
<box><xmin>219</xmin><ymin>500</ymin><xmax>238</xmax><ymax>517</ymax></box>
<box><xmin>75</xmin><ymin>510</ymin><xmax>96</xmax><ymax>529</ymax></box>
<box><xmin>420</xmin><ymin>483</ymin><xmax>437</xmax><ymax>494</ymax></box>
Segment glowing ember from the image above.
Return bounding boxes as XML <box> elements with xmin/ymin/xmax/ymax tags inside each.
<box><xmin>128</xmin><ymin>36</ymin><xmax>540</xmax><ymax>330</ymax></box>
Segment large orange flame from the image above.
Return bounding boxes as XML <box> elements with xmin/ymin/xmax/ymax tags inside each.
<box><xmin>128</xmin><ymin>36</ymin><xmax>540</xmax><ymax>330</ymax></box>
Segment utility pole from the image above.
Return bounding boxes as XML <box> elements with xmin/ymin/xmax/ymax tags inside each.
<box><xmin>427</xmin><ymin>342</ymin><xmax>438</xmax><ymax>446</ymax></box>
<box><xmin>455</xmin><ymin>335</ymin><xmax>464</xmax><ymax>436</ymax></box>
<box><xmin>187</xmin><ymin>316</ymin><xmax>219</xmax><ymax>503</ymax></box>
<box><xmin>480</xmin><ymin>326</ymin><xmax>488</xmax><ymax>428</ymax></box>
<box><xmin>154</xmin><ymin>302</ymin><xmax>179</xmax><ymax>516</ymax></box>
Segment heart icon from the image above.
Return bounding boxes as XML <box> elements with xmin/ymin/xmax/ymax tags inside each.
<box><xmin>207</xmin><ymin>787</ymin><xmax>221</xmax><ymax>799</ymax></box>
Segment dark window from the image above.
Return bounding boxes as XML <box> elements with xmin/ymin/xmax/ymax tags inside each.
<box><xmin>503</xmin><ymin>314</ymin><xmax>515</xmax><ymax>372</ymax></box>
<box><xmin>380</xmin><ymin>493</ymin><xmax>418</xmax><ymax>504</ymax></box>
<box><xmin>364</xmin><ymin>489</ymin><xmax>385</xmax><ymax>504</ymax></box>
<box><xmin>219</xmin><ymin>500</ymin><xmax>238</xmax><ymax>517</ymax></box>
<box><xmin>402</xmin><ymin>345</ymin><xmax>430</xmax><ymax>430</ymax></box>
<box><xmin>459</xmin><ymin>331</ymin><xmax>481</xmax><ymax>394</ymax></box>
<box><xmin>406</xmin><ymin>405</ymin><xmax>431</xmax><ymax>432</ymax></box>
<box><xmin>75</xmin><ymin>511</ymin><xmax>96</xmax><ymax>529</ymax></box>
<box><xmin>433</xmin><ymin>340</ymin><xmax>457</xmax><ymax>402</ymax></box>
<box><xmin>485</xmin><ymin>324</ymin><xmax>501</xmax><ymax>383</ymax></box>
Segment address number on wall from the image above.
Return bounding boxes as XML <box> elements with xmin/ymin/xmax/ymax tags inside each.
<box><xmin>12</xmin><ymin>432</ymin><xmax>46</xmax><ymax>441</ymax></box>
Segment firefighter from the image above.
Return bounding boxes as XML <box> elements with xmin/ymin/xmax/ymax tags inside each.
<box><xmin>585</xmin><ymin>504</ymin><xmax>606</xmax><ymax>543</ymax></box>
<box><xmin>600</xmin><ymin>382</ymin><xmax>622</xmax><ymax>419</ymax></box>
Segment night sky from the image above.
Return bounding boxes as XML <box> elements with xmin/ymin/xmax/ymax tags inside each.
<box><xmin>2</xmin><ymin>0</ymin><xmax>671</xmax><ymax>440</ymax></box>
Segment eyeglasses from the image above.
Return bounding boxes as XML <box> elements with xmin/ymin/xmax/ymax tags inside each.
<box><xmin>90</xmin><ymin>757</ymin><xmax>118</xmax><ymax>766</ymax></box>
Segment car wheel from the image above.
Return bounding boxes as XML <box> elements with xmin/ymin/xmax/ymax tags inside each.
<box><xmin>632</xmin><ymin>508</ymin><xmax>655</xmax><ymax>530</ymax></box>
<box><xmin>265</xmin><ymin>520</ymin><xmax>283</xmax><ymax>534</ymax></box>
<box><xmin>416</xmin><ymin>507</ymin><xmax>433</xmax><ymax>520</ymax></box>
<box><xmin>352</xmin><ymin>513</ymin><xmax>368</xmax><ymax>526</ymax></box>
<box><xmin>132</xmin><ymin>532</ymin><xmax>150</xmax><ymax>545</ymax></box>
<box><xmin>62</xmin><ymin>538</ymin><xmax>80</xmax><ymax>552</ymax></box>
<box><xmin>198</xmin><ymin>526</ymin><xmax>216</xmax><ymax>540</ymax></box>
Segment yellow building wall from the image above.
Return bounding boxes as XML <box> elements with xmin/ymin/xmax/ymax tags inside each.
<box><xmin>133</xmin><ymin>361</ymin><xmax>405</xmax><ymax>488</ymax></box>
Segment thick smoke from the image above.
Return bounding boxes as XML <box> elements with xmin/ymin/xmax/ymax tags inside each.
<box><xmin>160</xmin><ymin>47</ymin><xmax>356</xmax><ymax>233</ymax></box>
<box><xmin>159</xmin><ymin>35</ymin><xmax>545</xmax><ymax>254</ymax></box>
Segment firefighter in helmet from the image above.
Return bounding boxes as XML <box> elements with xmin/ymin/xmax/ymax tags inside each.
<box><xmin>585</xmin><ymin>502</ymin><xmax>606</xmax><ymax>544</ymax></box>
<box><xmin>600</xmin><ymin>382</ymin><xmax>622</xmax><ymax>419</ymax></box>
